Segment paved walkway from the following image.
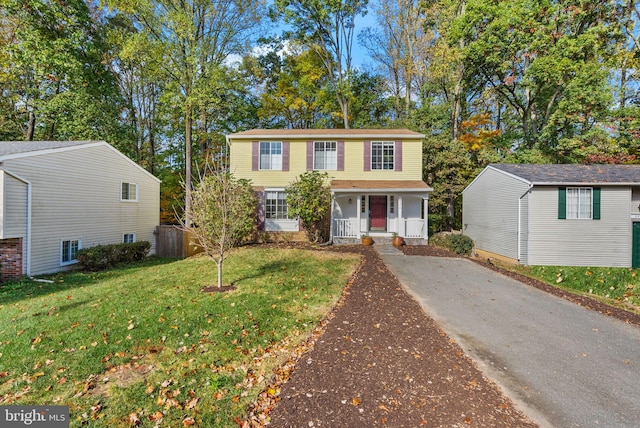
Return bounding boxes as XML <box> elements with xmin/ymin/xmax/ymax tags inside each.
<box><xmin>378</xmin><ymin>253</ymin><xmax>640</xmax><ymax>427</ymax></box>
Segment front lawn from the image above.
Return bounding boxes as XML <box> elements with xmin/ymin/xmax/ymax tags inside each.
<box><xmin>0</xmin><ymin>246</ymin><xmax>360</xmax><ymax>427</ymax></box>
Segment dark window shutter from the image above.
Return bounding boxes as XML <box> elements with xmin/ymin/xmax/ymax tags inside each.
<box><xmin>593</xmin><ymin>187</ymin><xmax>601</xmax><ymax>220</ymax></box>
<box><xmin>558</xmin><ymin>187</ymin><xmax>566</xmax><ymax>219</ymax></box>
<box><xmin>282</xmin><ymin>141</ymin><xmax>290</xmax><ymax>171</ymax></box>
<box><xmin>394</xmin><ymin>141</ymin><xmax>402</xmax><ymax>171</ymax></box>
<box><xmin>337</xmin><ymin>140</ymin><xmax>344</xmax><ymax>171</ymax></box>
<box><xmin>256</xmin><ymin>189</ymin><xmax>265</xmax><ymax>230</ymax></box>
<box><xmin>364</xmin><ymin>141</ymin><xmax>371</xmax><ymax>171</ymax></box>
<box><xmin>306</xmin><ymin>141</ymin><xmax>313</xmax><ymax>170</ymax></box>
<box><xmin>252</xmin><ymin>141</ymin><xmax>259</xmax><ymax>171</ymax></box>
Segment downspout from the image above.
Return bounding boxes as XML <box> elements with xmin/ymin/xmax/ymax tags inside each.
<box><xmin>518</xmin><ymin>184</ymin><xmax>533</xmax><ymax>262</ymax></box>
<box><xmin>3</xmin><ymin>169</ymin><xmax>32</xmax><ymax>277</ymax></box>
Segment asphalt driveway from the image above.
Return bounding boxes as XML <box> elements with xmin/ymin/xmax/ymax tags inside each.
<box><xmin>379</xmin><ymin>253</ymin><xmax>640</xmax><ymax>428</ymax></box>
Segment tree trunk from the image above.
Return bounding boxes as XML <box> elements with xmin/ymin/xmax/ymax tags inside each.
<box><xmin>217</xmin><ymin>258</ymin><xmax>223</xmax><ymax>288</ymax></box>
<box><xmin>26</xmin><ymin>110</ymin><xmax>35</xmax><ymax>141</ymax></box>
<box><xmin>451</xmin><ymin>1</ymin><xmax>466</xmax><ymax>140</ymax></box>
<box><xmin>185</xmin><ymin>108</ymin><xmax>193</xmax><ymax>228</ymax></box>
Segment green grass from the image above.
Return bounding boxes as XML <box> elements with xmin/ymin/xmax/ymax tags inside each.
<box><xmin>0</xmin><ymin>246</ymin><xmax>360</xmax><ymax>427</ymax></box>
<box><xmin>504</xmin><ymin>264</ymin><xmax>640</xmax><ymax>314</ymax></box>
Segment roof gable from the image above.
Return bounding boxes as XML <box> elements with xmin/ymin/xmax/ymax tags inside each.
<box><xmin>0</xmin><ymin>140</ymin><xmax>160</xmax><ymax>183</ymax></box>
<box><xmin>490</xmin><ymin>163</ymin><xmax>640</xmax><ymax>185</ymax></box>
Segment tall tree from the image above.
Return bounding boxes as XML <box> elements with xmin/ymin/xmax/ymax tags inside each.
<box><xmin>359</xmin><ymin>0</ymin><xmax>432</xmax><ymax>121</ymax></box>
<box><xmin>273</xmin><ymin>0</ymin><xmax>368</xmax><ymax>129</ymax></box>
<box><xmin>0</xmin><ymin>0</ymin><xmax>126</xmax><ymax>143</ymax></box>
<box><xmin>106</xmin><ymin>0</ymin><xmax>265</xmax><ymax>226</ymax></box>
<box><xmin>451</xmin><ymin>0</ymin><xmax>621</xmax><ymax>155</ymax></box>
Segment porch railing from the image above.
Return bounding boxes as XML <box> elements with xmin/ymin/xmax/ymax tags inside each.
<box><xmin>333</xmin><ymin>219</ymin><xmax>359</xmax><ymax>238</ymax></box>
<box><xmin>403</xmin><ymin>219</ymin><xmax>425</xmax><ymax>238</ymax></box>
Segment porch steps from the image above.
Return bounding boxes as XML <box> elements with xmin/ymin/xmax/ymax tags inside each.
<box><xmin>374</xmin><ymin>244</ymin><xmax>404</xmax><ymax>256</ymax></box>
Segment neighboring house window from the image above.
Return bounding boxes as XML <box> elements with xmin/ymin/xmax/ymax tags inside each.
<box><xmin>121</xmin><ymin>182</ymin><xmax>138</xmax><ymax>201</ymax></box>
<box><xmin>265</xmin><ymin>191</ymin><xmax>290</xmax><ymax>219</ymax></box>
<box><xmin>558</xmin><ymin>187</ymin><xmax>601</xmax><ymax>220</ymax></box>
<box><xmin>260</xmin><ymin>141</ymin><xmax>282</xmax><ymax>170</ymax></box>
<box><xmin>314</xmin><ymin>141</ymin><xmax>337</xmax><ymax>170</ymax></box>
<box><xmin>61</xmin><ymin>239</ymin><xmax>81</xmax><ymax>265</ymax></box>
<box><xmin>371</xmin><ymin>142</ymin><xmax>394</xmax><ymax>170</ymax></box>
<box><xmin>123</xmin><ymin>233</ymin><xmax>136</xmax><ymax>243</ymax></box>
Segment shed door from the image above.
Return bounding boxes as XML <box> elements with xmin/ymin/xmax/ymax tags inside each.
<box><xmin>633</xmin><ymin>223</ymin><xmax>640</xmax><ymax>268</ymax></box>
<box><xmin>370</xmin><ymin>196</ymin><xmax>387</xmax><ymax>231</ymax></box>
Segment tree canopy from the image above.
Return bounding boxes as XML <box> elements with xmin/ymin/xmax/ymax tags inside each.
<box><xmin>2</xmin><ymin>0</ymin><xmax>640</xmax><ymax>231</ymax></box>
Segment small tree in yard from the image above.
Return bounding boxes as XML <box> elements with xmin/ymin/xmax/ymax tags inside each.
<box><xmin>186</xmin><ymin>170</ymin><xmax>256</xmax><ymax>288</ymax></box>
<box><xmin>286</xmin><ymin>171</ymin><xmax>331</xmax><ymax>243</ymax></box>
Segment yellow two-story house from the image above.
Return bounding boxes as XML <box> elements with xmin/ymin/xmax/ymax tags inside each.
<box><xmin>227</xmin><ymin>129</ymin><xmax>432</xmax><ymax>243</ymax></box>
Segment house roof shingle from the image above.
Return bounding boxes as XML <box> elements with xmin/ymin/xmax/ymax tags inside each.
<box><xmin>227</xmin><ymin>129</ymin><xmax>424</xmax><ymax>140</ymax></box>
<box><xmin>0</xmin><ymin>140</ymin><xmax>99</xmax><ymax>158</ymax></box>
<box><xmin>490</xmin><ymin>163</ymin><xmax>640</xmax><ymax>185</ymax></box>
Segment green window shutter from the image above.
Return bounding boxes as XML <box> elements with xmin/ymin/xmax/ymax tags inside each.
<box><xmin>558</xmin><ymin>187</ymin><xmax>566</xmax><ymax>219</ymax></box>
<box><xmin>593</xmin><ymin>187</ymin><xmax>601</xmax><ymax>220</ymax></box>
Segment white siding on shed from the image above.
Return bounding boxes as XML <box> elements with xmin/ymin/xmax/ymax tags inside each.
<box><xmin>462</xmin><ymin>167</ymin><xmax>531</xmax><ymax>260</ymax></box>
<box><xmin>2</xmin><ymin>143</ymin><xmax>159</xmax><ymax>275</ymax></box>
<box><xmin>527</xmin><ymin>186</ymin><xmax>631</xmax><ymax>267</ymax></box>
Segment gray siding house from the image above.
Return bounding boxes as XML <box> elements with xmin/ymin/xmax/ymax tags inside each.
<box><xmin>0</xmin><ymin>140</ymin><xmax>160</xmax><ymax>279</ymax></box>
<box><xmin>462</xmin><ymin>164</ymin><xmax>640</xmax><ymax>268</ymax></box>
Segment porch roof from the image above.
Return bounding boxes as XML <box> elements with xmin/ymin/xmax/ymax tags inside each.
<box><xmin>331</xmin><ymin>180</ymin><xmax>432</xmax><ymax>193</ymax></box>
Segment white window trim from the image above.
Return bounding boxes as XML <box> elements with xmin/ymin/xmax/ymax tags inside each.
<box><xmin>121</xmin><ymin>182</ymin><xmax>138</xmax><ymax>202</ymax></box>
<box><xmin>566</xmin><ymin>187</ymin><xmax>593</xmax><ymax>220</ymax></box>
<box><xmin>123</xmin><ymin>232</ymin><xmax>136</xmax><ymax>243</ymax></box>
<box><xmin>371</xmin><ymin>141</ymin><xmax>395</xmax><ymax>170</ymax></box>
<box><xmin>259</xmin><ymin>141</ymin><xmax>283</xmax><ymax>170</ymax></box>
<box><xmin>60</xmin><ymin>238</ymin><xmax>81</xmax><ymax>266</ymax></box>
<box><xmin>313</xmin><ymin>141</ymin><xmax>337</xmax><ymax>170</ymax></box>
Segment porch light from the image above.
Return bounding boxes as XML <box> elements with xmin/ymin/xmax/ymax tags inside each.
<box><xmin>638</xmin><ymin>203</ymin><xmax>640</xmax><ymax>212</ymax></box>
<box><xmin>349</xmin><ymin>198</ymin><xmax>353</xmax><ymax>204</ymax></box>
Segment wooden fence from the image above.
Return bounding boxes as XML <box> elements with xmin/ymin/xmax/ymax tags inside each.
<box><xmin>155</xmin><ymin>225</ymin><xmax>202</xmax><ymax>258</ymax></box>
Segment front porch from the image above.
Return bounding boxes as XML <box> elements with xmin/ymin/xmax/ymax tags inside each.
<box><xmin>329</xmin><ymin>180</ymin><xmax>432</xmax><ymax>244</ymax></box>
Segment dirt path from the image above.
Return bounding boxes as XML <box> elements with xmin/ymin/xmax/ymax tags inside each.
<box><xmin>262</xmin><ymin>245</ymin><xmax>537</xmax><ymax>427</ymax></box>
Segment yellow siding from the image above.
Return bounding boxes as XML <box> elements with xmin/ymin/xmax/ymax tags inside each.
<box><xmin>230</xmin><ymin>137</ymin><xmax>424</xmax><ymax>187</ymax></box>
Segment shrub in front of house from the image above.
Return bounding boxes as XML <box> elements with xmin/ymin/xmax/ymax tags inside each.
<box><xmin>429</xmin><ymin>232</ymin><xmax>474</xmax><ymax>255</ymax></box>
<box><xmin>77</xmin><ymin>241</ymin><xmax>151</xmax><ymax>271</ymax></box>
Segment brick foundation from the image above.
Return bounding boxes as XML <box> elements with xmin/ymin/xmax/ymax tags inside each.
<box><xmin>0</xmin><ymin>238</ymin><xmax>23</xmax><ymax>281</ymax></box>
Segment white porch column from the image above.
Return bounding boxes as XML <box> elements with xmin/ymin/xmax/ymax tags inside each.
<box><xmin>423</xmin><ymin>197</ymin><xmax>429</xmax><ymax>240</ymax></box>
<box><xmin>357</xmin><ymin>194</ymin><xmax>362</xmax><ymax>237</ymax></box>
<box><xmin>398</xmin><ymin>196</ymin><xmax>404</xmax><ymax>236</ymax></box>
<box><xmin>330</xmin><ymin>193</ymin><xmax>335</xmax><ymax>241</ymax></box>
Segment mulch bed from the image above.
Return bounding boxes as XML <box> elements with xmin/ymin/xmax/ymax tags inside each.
<box><xmin>401</xmin><ymin>245</ymin><xmax>640</xmax><ymax>328</ymax></box>
<box><xmin>257</xmin><ymin>244</ymin><xmax>537</xmax><ymax>427</ymax></box>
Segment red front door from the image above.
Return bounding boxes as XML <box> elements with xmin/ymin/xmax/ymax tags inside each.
<box><xmin>370</xmin><ymin>196</ymin><xmax>387</xmax><ymax>230</ymax></box>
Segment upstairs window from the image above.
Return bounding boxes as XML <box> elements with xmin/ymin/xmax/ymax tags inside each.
<box><xmin>121</xmin><ymin>182</ymin><xmax>138</xmax><ymax>201</ymax></box>
<box><xmin>314</xmin><ymin>141</ymin><xmax>337</xmax><ymax>170</ymax></box>
<box><xmin>371</xmin><ymin>142</ymin><xmax>395</xmax><ymax>170</ymax></box>
<box><xmin>260</xmin><ymin>141</ymin><xmax>282</xmax><ymax>170</ymax></box>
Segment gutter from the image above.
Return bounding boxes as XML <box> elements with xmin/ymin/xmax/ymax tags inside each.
<box><xmin>518</xmin><ymin>183</ymin><xmax>534</xmax><ymax>262</ymax></box>
<box><xmin>2</xmin><ymin>168</ymin><xmax>32</xmax><ymax>276</ymax></box>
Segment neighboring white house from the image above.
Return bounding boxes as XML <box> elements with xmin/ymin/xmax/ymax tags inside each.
<box><xmin>0</xmin><ymin>140</ymin><xmax>160</xmax><ymax>278</ymax></box>
<box><xmin>462</xmin><ymin>163</ymin><xmax>640</xmax><ymax>268</ymax></box>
